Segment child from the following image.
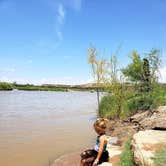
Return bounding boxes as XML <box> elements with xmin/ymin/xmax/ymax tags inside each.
<box><xmin>80</xmin><ymin>118</ymin><xmax>109</xmax><ymax>166</ymax></box>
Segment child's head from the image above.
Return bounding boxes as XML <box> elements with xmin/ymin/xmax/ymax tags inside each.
<box><xmin>93</xmin><ymin>118</ymin><xmax>109</xmax><ymax>135</ymax></box>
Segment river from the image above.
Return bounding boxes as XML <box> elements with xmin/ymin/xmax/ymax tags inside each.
<box><xmin>0</xmin><ymin>91</ymin><xmax>98</xmax><ymax>166</ymax></box>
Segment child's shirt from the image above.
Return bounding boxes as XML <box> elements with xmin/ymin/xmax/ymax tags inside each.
<box><xmin>94</xmin><ymin>135</ymin><xmax>107</xmax><ymax>152</ymax></box>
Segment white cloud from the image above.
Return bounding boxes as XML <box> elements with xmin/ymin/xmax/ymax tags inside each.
<box><xmin>57</xmin><ymin>3</ymin><xmax>65</xmax><ymax>24</ymax></box>
<box><xmin>41</xmin><ymin>0</ymin><xmax>83</xmax><ymax>49</ymax></box>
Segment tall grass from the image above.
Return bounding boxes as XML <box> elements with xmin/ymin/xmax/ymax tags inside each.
<box><xmin>151</xmin><ymin>85</ymin><xmax>166</xmax><ymax>107</ymax></box>
<box><xmin>99</xmin><ymin>85</ymin><xmax>166</xmax><ymax>119</ymax></box>
<box><xmin>120</xmin><ymin>139</ymin><xmax>134</xmax><ymax>166</ymax></box>
<box><xmin>99</xmin><ymin>95</ymin><xmax>119</xmax><ymax>118</ymax></box>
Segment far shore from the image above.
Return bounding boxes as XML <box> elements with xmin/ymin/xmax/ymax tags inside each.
<box><xmin>0</xmin><ymin>82</ymin><xmax>166</xmax><ymax>92</ymax></box>
<box><xmin>0</xmin><ymin>82</ymin><xmax>102</xmax><ymax>92</ymax></box>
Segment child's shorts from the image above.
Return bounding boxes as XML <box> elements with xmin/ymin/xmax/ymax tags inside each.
<box><xmin>81</xmin><ymin>149</ymin><xmax>109</xmax><ymax>164</ymax></box>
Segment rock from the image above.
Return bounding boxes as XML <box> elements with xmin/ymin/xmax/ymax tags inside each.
<box><xmin>100</xmin><ymin>136</ymin><xmax>122</xmax><ymax>166</ymax></box>
<box><xmin>156</xmin><ymin>106</ymin><xmax>166</xmax><ymax>113</ymax></box>
<box><xmin>107</xmin><ymin>136</ymin><xmax>118</xmax><ymax>145</ymax></box>
<box><xmin>130</xmin><ymin>106</ymin><xmax>166</xmax><ymax>130</ymax></box>
<box><xmin>132</xmin><ymin>130</ymin><xmax>166</xmax><ymax>166</ymax></box>
<box><xmin>130</xmin><ymin>111</ymin><xmax>152</xmax><ymax>123</ymax></box>
<box><xmin>99</xmin><ymin>162</ymin><xmax>112</xmax><ymax>166</ymax></box>
<box><xmin>107</xmin><ymin>121</ymin><xmax>136</xmax><ymax>143</ymax></box>
<box><xmin>140</xmin><ymin>106</ymin><xmax>166</xmax><ymax>130</ymax></box>
<box><xmin>51</xmin><ymin>137</ymin><xmax>122</xmax><ymax>166</ymax></box>
<box><xmin>106</xmin><ymin>145</ymin><xmax>122</xmax><ymax>166</ymax></box>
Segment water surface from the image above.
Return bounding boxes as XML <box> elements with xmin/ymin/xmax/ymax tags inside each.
<box><xmin>0</xmin><ymin>91</ymin><xmax>97</xmax><ymax>166</ymax></box>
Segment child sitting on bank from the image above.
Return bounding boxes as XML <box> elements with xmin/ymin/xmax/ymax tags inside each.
<box><xmin>80</xmin><ymin>118</ymin><xmax>109</xmax><ymax>166</ymax></box>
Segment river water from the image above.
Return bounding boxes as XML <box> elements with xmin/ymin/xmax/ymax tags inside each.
<box><xmin>0</xmin><ymin>91</ymin><xmax>98</xmax><ymax>166</ymax></box>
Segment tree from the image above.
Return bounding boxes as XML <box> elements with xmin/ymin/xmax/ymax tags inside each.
<box><xmin>122</xmin><ymin>50</ymin><xmax>143</xmax><ymax>83</ymax></box>
<box><xmin>145</xmin><ymin>49</ymin><xmax>161</xmax><ymax>84</ymax></box>
<box><xmin>122</xmin><ymin>49</ymin><xmax>161</xmax><ymax>88</ymax></box>
<box><xmin>88</xmin><ymin>46</ymin><xmax>108</xmax><ymax>111</ymax></box>
<box><xmin>107</xmin><ymin>55</ymin><xmax>126</xmax><ymax>118</ymax></box>
<box><xmin>88</xmin><ymin>45</ymin><xmax>126</xmax><ymax>118</ymax></box>
<box><xmin>141</xmin><ymin>58</ymin><xmax>151</xmax><ymax>92</ymax></box>
<box><xmin>122</xmin><ymin>49</ymin><xmax>161</xmax><ymax>110</ymax></box>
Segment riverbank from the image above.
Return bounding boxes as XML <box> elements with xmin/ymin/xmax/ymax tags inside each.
<box><xmin>0</xmin><ymin>82</ymin><xmax>99</xmax><ymax>92</ymax></box>
<box><xmin>51</xmin><ymin>106</ymin><xmax>166</xmax><ymax>166</ymax></box>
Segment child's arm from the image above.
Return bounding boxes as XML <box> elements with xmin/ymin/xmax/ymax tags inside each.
<box><xmin>93</xmin><ymin>135</ymin><xmax>107</xmax><ymax>166</ymax></box>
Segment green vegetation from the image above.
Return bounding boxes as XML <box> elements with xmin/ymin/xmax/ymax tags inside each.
<box><xmin>10</xmin><ymin>83</ymin><xmax>97</xmax><ymax>92</ymax></box>
<box><xmin>121</xmin><ymin>49</ymin><xmax>161</xmax><ymax>111</ymax></box>
<box><xmin>88</xmin><ymin>46</ymin><xmax>109</xmax><ymax>111</ymax></box>
<box><xmin>0</xmin><ymin>81</ymin><xmax>103</xmax><ymax>92</ymax></box>
<box><xmin>99</xmin><ymin>95</ymin><xmax>118</xmax><ymax>118</ymax></box>
<box><xmin>99</xmin><ymin>83</ymin><xmax>166</xmax><ymax>118</ymax></box>
<box><xmin>151</xmin><ymin>84</ymin><xmax>166</xmax><ymax>107</ymax></box>
<box><xmin>120</xmin><ymin>139</ymin><xmax>134</xmax><ymax>166</ymax></box>
<box><xmin>94</xmin><ymin>48</ymin><xmax>165</xmax><ymax>119</ymax></box>
<box><xmin>0</xmin><ymin>82</ymin><xmax>13</xmax><ymax>91</ymax></box>
<box><xmin>0</xmin><ymin>81</ymin><xmax>101</xmax><ymax>92</ymax></box>
<box><xmin>153</xmin><ymin>148</ymin><xmax>166</xmax><ymax>166</ymax></box>
<box><xmin>14</xmin><ymin>84</ymin><xmax>68</xmax><ymax>91</ymax></box>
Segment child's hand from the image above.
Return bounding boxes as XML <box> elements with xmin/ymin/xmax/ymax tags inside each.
<box><xmin>92</xmin><ymin>159</ymin><xmax>99</xmax><ymax>166</ymax></box>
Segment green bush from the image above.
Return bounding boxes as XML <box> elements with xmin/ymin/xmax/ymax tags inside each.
<box><xmin>151</xmin><ymin>86</ymin><xmax>166</xmax><ymax>107</ymax></box>
<box><xmin>99</xmin><ymin>95</ymin><xmax>119</xmax><ymax>118</ymax></box>
<box><xmin>121</xmin><ymin>85</ymin><xmax>166</xmax><ymax>118</ymax></box>
<box><xmin>0</xmin><ymin>82</ymin><xmax>13</xmax><ymax>90</ymax></box>
<box><xmin>153</xmin><ymin>148</ymin><xmax>166</xmax><ymax>166</ymax></box>
<box><xmin>121</xmin><ymin>97</ymin><xmax>138</xmax><ymax>118</ymax></box>
<box><xmin>99</xmin><ymin>93</ymin><xmax>153</xmax><ymax>119</ymax></box>
<box><xmin>99</xmin><ymin>84</ymin><xmax>166</xmax><ymax>118</ymax></box>
<box><xmin>120</xmin><ymin>139</ymin><xmax>134</xmax><ymax>166</ymax></box>
<box><xmin>122</xmin><ymin>94</ymin><xmax>153</xmax><ymax>116</ymax></box>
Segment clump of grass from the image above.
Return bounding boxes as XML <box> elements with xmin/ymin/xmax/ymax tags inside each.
<box><xmin>152</xmin><ymin>85</ymin><xmax>166</xmax><ymax>107</ymax></box>
<box><xmin>97</xmin><ymin>83</ymin><xmax>166</xmax><ymax>119</ymax></box>
<box><xmin>99</xmin><ymin>95</ymin><xmax>119</xmax><ymax>118</ymax></box>
<box><xmin>120</xmin><ymin>139</ymin><xmax>134</xmax><ymax>166</ymax></box>
<box><xmin>153</xmin><ymin>148</ymin><xmax>166</xmax><ymax>166</ymax></box>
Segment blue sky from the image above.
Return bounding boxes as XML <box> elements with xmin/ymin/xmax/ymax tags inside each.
<box><xmin>0</xmin><ymin>0</ymin><xmax>166</xmax><ymax>84</ymax></box>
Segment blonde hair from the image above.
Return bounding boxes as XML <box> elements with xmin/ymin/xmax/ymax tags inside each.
<box><xmin>93</xmin><ymin>118</ymin><xmax>109</xmax><ymax>133</ymax></box>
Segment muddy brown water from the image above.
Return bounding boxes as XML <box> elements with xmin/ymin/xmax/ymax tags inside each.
<box><xmin>0</xmin><ymin>91</ymin><xmax>99</xmax><ymax>166</ymax></box>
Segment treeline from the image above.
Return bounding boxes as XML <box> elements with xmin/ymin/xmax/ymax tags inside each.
<box><xmin>0</xmin><ymin>81</ymin><xmax>166</xmax><ymax>93</ymax></box>
<box><xmin>0</xmin><ymin>82</ymin><xmax>100</xmax><ymax>91</ymax></box>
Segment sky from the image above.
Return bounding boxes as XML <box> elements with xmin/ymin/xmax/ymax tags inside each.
<box><xmin>0</xmin><ymin>0</ymin><xmax>166</xmax><ymax>85</ymax></box>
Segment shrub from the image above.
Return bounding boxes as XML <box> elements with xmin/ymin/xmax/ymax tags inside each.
<box><xmin>121</xmin><ymin>97</ymin><xmax>138</xmax><ymax>118</ymax></box>
<box><xmin>0</xmin><ymin>82</ymin><xmax>13</xmax><ymax>90</ymax></box>
<box><xmin>99</xmin><ymin>95</ymin><xmax>119</xmax><ymax>118</ymax></box>
<box><xmin>151</xmin><ymin>85</ymin><xmax>166</xmax><ymax>107</ymax></box>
